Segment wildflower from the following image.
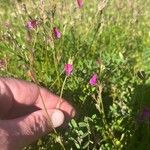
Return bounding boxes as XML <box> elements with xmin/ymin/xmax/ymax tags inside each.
<box><xmin>53</xmin><ymin>27</ymin><xmax>61</xmax><ymax>39</ymax></box>
<box><xmin>89</xmin><ymin>74</ymin><xmax>97</xmax><ymax>86</ymax></box>
<box><xmin>77</xmin><ymin>0</ymin><xmax>84</xmax><ymax>8</ymax></box>
<box><xmin>25</xmin><ymin>20</ymin><xmax>37</xmax><ymax>30</ymax></box>
<box><xmin>64</xmin><ymin>64</ymin><xmax>73</xmax><ymax>76</ymax></box>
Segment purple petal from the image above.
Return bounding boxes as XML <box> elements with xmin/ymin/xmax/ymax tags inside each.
<box><xmin>64</xmin><ymin>64</ymin><xmax>73</xmax><ymax>76</ymax></box>
<box><xmin>25</xmin><ymin>20</ymin><xmax>37</xmax><ymax>30</ymax></box>
<box><xmin>89</xmin><ymin>74</ymin><xmax>97</xmax><ymax>86</ymax></box>
<box><xmin>77</xmin><ymin>0</ymin><xmax>84</xmax><ymax>8</ymax></box>
<box><xmin>53</xmin><ymin>27</ymin><xmax>61</xmax><ymax>39</ymax></box>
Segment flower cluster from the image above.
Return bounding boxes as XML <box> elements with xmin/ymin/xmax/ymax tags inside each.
<box><xmin>25</xmin><ymin>1</ymin><xmax>97</xmax><ymax>86</ymax></box>
<box><xmin>64</xmin><ymin>63</ymin><xmax>97</xmax><ymax>85</ymax></box>
<box><xmin>25</xmin><ymin>0</ymin><xmax>84</xmax><ymax>31</ymax></box>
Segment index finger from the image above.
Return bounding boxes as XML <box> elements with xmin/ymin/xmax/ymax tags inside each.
<box><xmin>35</xmin><ymin>86</ymin><xmax>75</xmax><ymax>117</ymax></box>
<box><xmin>0</xmin><ymin>78</ymin><xmax>75</xmax><ymax>118</ymax></box>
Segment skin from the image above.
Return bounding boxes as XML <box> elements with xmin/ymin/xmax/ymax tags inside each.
<box><xmin>0</xmin><ymin>78</ymin><xmax>75</xmax><ymax>150</ymax></box>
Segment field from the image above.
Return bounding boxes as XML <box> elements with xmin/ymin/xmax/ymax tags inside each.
<box><xmin>1</xmin><ymin>0</ymin><xmax>150</xmax><ymax>149</ymax></box>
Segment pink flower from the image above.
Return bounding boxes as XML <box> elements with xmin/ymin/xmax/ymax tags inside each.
<box><xmin>89</xmin><ymin>74</ymin><xmax>97</xmax><ymax>86</ymax></box>
<box><xmin>25</xmin><ymin>20</ymin><xmax>37</xmax><ymax>30</ymax></box>
<box><xmin>77</xmin><ymin>0</ymin><xmax>84</xmax><ymax>8</ymax></box>
<box><xmin>53</xmin><ymin>27</ymin><xmax>61</xmax><ymax>39</ymax></box>
<box><xmin>64</xmin><ymin>64</ymin><xmax>73</xmax><ymax>76</ymax></box>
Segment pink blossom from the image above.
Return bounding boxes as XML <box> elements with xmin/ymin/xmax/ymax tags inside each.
<box><xmin>77</xmin><ymin>0</ymin><xmax>84</xmax><ymax>8</ymax></box>
<box><xmin>25</xmin><ymin>20</ymin><xmax>37</xmax><ymax>30</ymax></box>
<box><xmin>89</xmin><ymin>74</ymin><xmax>97</xmax><ymax>86</ymax></box>
<box><xmin>53</xmin><ymin>27</ymin><xmax>61</xmax><ymax>39</ymax></box>
<box><xmin>64</xmin><ymin>64</ymin><xmax>73</xmax><ymax>76</ymax></box>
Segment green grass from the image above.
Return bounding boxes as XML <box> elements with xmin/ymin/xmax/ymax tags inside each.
<box><xmin>1</xmin><ymin>0</ymin><xmax>150</xmax><ymax>149</ymax></box>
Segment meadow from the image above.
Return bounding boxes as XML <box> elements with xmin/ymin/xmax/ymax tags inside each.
<box><xmin>1</xmin><ymin>0</ymin><xmax>150</xmax><ymax>149</ymax></box>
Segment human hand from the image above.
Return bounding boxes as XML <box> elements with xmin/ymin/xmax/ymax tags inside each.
<box><xmin>0</xmin><ymin>78</ymin><xmax>75</xmax><ymax>150</ymax></box>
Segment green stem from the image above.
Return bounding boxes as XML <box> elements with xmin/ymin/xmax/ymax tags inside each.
<box><xmin>60</xmin><ymin>76</ymin><xmax>67</xmax><ymax>98</ymax></box>
<box><xmin>50</xmin><ymin>71</ymin><xmax>63</xmax><ymax>89</ymax></box>
<box><xmin>39</xmin><ymin>90</ymin><xmax>66</xmax><ymax>150</ymax></box>
<box><xmin>53</xmin><ymin>50</ymin><xmax>61</xmax><ymax>88</ymax></box>
<box><xmin>39</xmin><ymin>90</ymin><xmax>57</xmax><ymax>133</ymax></box>
<box><xmin>97</xmin><ymin>85</ymin><xmax>117</xmax><ymax>148</ymax></box>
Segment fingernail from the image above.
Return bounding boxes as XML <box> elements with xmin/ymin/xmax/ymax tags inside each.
<box><xmin>51</xmin><ymin>110</ymin><xmax>64</xmax><ymax>128</ymax></box>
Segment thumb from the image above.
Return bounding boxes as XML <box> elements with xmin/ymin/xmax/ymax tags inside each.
<box><xmin>0</xmin><ymin>109</ymin><xmax>64</xmax><ymax>150</ymax></box>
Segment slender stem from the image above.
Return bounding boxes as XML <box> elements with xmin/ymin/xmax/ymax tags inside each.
<box><xmin>39</xmin><ymin>90</ymin><xmax>57</xmax><ymax>133</ymax></box>
<box><xmin>53</xmin><ymin>50</ymin><xmax>61</xmax><ymax>87</ymax></box>
<box><xmin>56</xmin><ymin>76</ymin><xmax>67</xmax><ymax>109</ymax></box>
<box><xmin>39</xmin><ymin>86</ymin><xmax>66</xmax><ymax>150</ymax></box>
<box><xmin>60</xmin><ymin>76</ymin><xmax>68</xmax><ymax>98</ymax></box>
<box><xmin>98</xmin><ymin>85</ymin><xmax>107</xmax><ymax>124</ymax></box>
<box><xmin>50</xmin><ymin>71</ymin><xmax>63</xmax><ymax>89</ymax></box>
<box><xmin>31</xmin><ymin>78</ymin><xmax>66</xmax><ymax>150</ymax></box>
<box><xmin>97</xmin><ymin>85</ymin><xmax>117</xmax><ymax>148</ymax></box>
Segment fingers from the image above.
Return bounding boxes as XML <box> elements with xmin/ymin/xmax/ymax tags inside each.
<box><xmin>35</xmin><ymin>87</ymin><xmax>75</xmax><ymax>118</ymax></box>
<box><xmin>0</xmin><ymin>78</ymin><xmax>75</xmax><ymax>150</ymax></box>
<box><xmin>0</xmin><ymin>80</ymin><xmax>13</xmax><ymax>118</ymax></box>
<box><xmin>0</xmin><ymin>78</ymin><xmax>39</xmax><ymax>105</ymax></box>
<box><xmin>0</xmin><ymin>109</ymin><xmax>64</xmax><ymax>150</ymax></box>
<box><xmin>0</xmin><ymin>77</ymin><xmax>75</xmax><ymax>119</ymax></box>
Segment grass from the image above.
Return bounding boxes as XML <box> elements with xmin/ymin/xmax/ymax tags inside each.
<box><xmin>1</xmin><ymin>0</ymin><xmax>150</xmax><ymax>149</ymax></box>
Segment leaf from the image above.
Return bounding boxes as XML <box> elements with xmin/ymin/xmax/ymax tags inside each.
<box><xmin>83</xmin><ymin>141</ymin><xmax>90</xmax><ymax>149</ymax></box>
<box><xmin>70</xmin><ymin>119</ymin><xmax>78</xmax><ymax>128</ymax></box>
<box><xmin>79</xmin><ymin>122</ymin><xmax>87</xmax><ymax>127</ymax></box>
<box><xmin>80</xmin><ymin>132</ymin><xmax>89</xmax><ymax>139</ymax></box>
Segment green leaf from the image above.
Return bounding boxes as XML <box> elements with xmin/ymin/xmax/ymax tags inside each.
<box><xmin>79</xmin><ymin>122</ymin><xmax>87</xmax><ymax>127</ymax></box>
